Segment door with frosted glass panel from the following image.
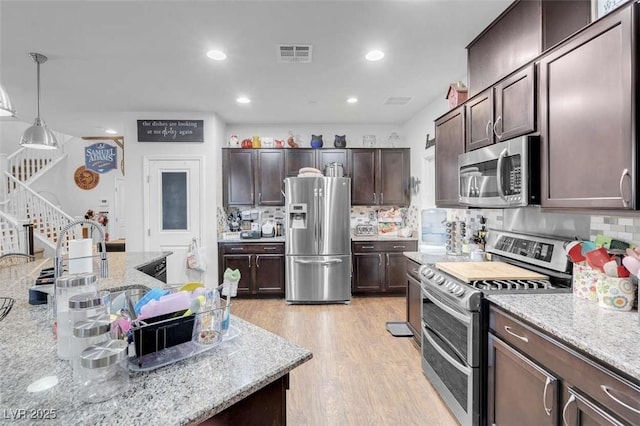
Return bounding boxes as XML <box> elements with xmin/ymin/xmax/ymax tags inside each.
<box><xmin>147</xmin><ymin>159</ymin><xmax>202</xmax><ymax>284</ymax></box>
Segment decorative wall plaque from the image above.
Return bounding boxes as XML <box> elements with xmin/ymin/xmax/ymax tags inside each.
<box><xmin>137</xmin><ymin>120</ymin><xmax>204</xmax><ymax>142</ymax></box>
<box><xmin>85</xmin><ymin>143</ymin><xmax>117</xmax><ymax>173</ymax></box>
<box><xmin>74</xmin><ymin>166</ymin><xmax>100</xmax><ymax>190</ymax></box>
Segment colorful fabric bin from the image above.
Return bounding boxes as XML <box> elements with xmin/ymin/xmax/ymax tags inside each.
<box><xmin>572</xmin><ymin>261</ymin><xmax>599</xmax><ymax>301</ymax></box>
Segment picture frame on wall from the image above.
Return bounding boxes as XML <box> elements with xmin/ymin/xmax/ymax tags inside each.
<box><xmin>592</xmin><ymin>0</ymin><xmax>627</xmax><ymax>20</ymax></box>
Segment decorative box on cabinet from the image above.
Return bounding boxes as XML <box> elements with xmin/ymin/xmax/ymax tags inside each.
<box><xmin>218</xmin><ymin>242</ymin><xmax>285</xmax><ymax>297</ymax></box>
<box><xmin>435</xmin><ymin>106</ymin><xmax>465</xmax><ymax>207</ymax></box>
<box><xmin>539</xmin><ymin>2</ymin><xmax>636</xmax><ymax>210</ymax></box>
<box><xmin>352</xmin><ymin>240</ymin><xmax>417</xmax><ymax>294</ymax></box>
<box><xmin>467</xmin><ymin>0</ymin><xmax>590</xmax><ymax>96</ymax></box>
<box><xmin>350</xmin><ymin>148</ymin><xmax>410</xmax><ymax>206</ymax></box>
<box><xmin>488</xmin><ymin>304</ymin><xmax>640</xmax><ymax>426</ymax></box>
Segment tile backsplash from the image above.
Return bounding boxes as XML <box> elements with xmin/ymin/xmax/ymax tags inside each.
<box><xmin>590</xmin><ymin>215</ymin><xmax>640</xmax><ymax>243</ymax></box>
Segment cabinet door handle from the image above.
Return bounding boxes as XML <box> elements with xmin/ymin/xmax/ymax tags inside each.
<box><xmin>493</xmin><ymin>115</ymin><xmax>503</xmax><ymax>139</ymax></box>
<box><xmin>393</xmin><ymin>245</ymin><xmax>406</xmax><ymax>249</ymax></box>
<box><xmin>263</xmin><ymin>247</ymin><xmax>277</xmax><ymax>251</ymax></box>
<box><xmin>361</xmin><ymin>246</ymin><xmax>375</xmax><ymax>249</ymax></box>
<box><xmin>259</xmin><ymin>192</ymin><xmax>262</xmax><ymax>203</ymax></box>
<box><xmin>542</xmin><ymin>377</ymin><xmax>553</xmax><ymax>416</ymax></box>
<box><xmin>256</xmin><ymin>255</ymin><xmax>260</xmax><ymax>268</ymax></box>
<box><xmin>485</xmin><ymin>120</ymin><xmax>492</xmax><ymax>140</ymax></box>
<box><xmin>381</xmin><ymin>192</ymin><xmax>384</xmax><ymax>204</ymax></box>
<box><xmin>251</xmin><ymin>191</ymin><xmax>254</xmax><ymax>201</ymax></box>
<box><xmin>504</xmin><ymin>325</ymin><xmax>529</xmax><ymax>343</ymax></box>
<box><xmin>231</xmin><ymin>247</ymin><xmax>244</xmax><ymax>251</ymax></box>
<box><xmin>248</xmin><ymin>257</ymin><xmax>251</xmax><ymax>268</ymax></box>
<box><xmin>601</xmin><ymin>385</ymin><xmax>640</xmax><ymax>414</ymax></box>
<box><xmin>620</xmin><ymin>169</ymin><xmax>631</xmax><ymax>208</ymax></box>
<box><xmin>386</xmin><ymin>254</ymin><xmax>389</xmax><ymax>267</ymax></box>
<box><xmin>378</xmin><ymin>253</ymin><xmax>382</xmax><ymax>267</ymax></box>
<box><xmin>373</xmin><ymin>193</ymin><xmax>377</xmax><ymax>203</ymax></box>
<box><xmin>562</xmin><ymin>394</ymin><xmax>576</xmax><ymax>426</ymax></box>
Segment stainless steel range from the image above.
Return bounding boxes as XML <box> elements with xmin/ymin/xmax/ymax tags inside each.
<box><xmin>418</xmin><ymin>229</ymin><xmax>573</xmax><ymax>426</ymax></box>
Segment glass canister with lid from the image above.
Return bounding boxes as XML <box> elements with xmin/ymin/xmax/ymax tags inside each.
<box><xmin>78</xmin><ymin>339</ymin><xmax>129</xmax><ymax>403</ymax></box>
<box><xmin>68</xmin><ymin>290</ymin><xmax>110</xmax><ymax>329</ymax></box>
<box><xmin>56</xmin><ymin>273</ymin><xmax>98</xmax><ymax>360</ymax></box>
<box><xmin>72</xmin><ymin>314</ymin><xmax>111</xmax><ymax>380</ymax></box>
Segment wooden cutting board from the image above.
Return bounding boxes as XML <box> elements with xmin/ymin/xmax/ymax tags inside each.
<box><xmin>435</xmin><ymin>261</ymin><xmax>548</xmax><ymax>283</ymax></box>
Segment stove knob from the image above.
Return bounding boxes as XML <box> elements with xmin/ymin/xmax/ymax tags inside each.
<box><xmin>434</xmin><ymin>275</ymin><xmax>445</xmax><ymax>285</ymax></box>
<box><xmin>424</xmin><ymin>269</ymin><xmax>435</xmax><ymax>279</ymax></box>
<box><xmin>448</xmin><ymin>283</ymin><xmax>458</xmax><ymax>293</ymax></box>
<box><xmin>454</xmin><ymin>287</ymin><xmax>466</xmax><ymax>297</ymax></box>
<box><xmin>445</xmin><ymin>281</ymin><xmax>455</xmax><ymax>290</ymax></box>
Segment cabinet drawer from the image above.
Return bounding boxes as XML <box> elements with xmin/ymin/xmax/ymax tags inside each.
<box><xmin>221</xmin><ymin>243</ymin><xmax>284</xmax><ymax>254</ymax></box>
<box><xmin>490</xmin><ymin>305</ymin><xmax>640</xmax><ymax>424</ymax></box>
<box><xmin>353</xmin><ymin>240</ymin><xmax>416</xmax><ymax>253</ymax></box>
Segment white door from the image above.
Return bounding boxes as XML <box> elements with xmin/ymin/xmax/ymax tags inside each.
<box><xmin>114</xmin><ymin>178</ymin><xmax>126</xmax><ymax>240</ymax></box>
<box><xmin>145</xmin><ymin>158</ymin><xmax>202</xmax><ymax>285</ymax></box>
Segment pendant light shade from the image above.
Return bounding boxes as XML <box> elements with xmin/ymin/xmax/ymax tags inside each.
<box><xmin>0</xmin><ymin>84</ymin><xmax>16</xmax><ymax>117</ymax></box>
<box><xmin>20</xmin><ymin>53</ymin><xmax>58</xmax><ymax>150</ymax></box>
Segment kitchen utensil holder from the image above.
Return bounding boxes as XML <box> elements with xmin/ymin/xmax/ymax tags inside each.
<box><xmin>128</xmin><ymin>298</ymin><xmax>237</xmax><ymax>371</ymax></box>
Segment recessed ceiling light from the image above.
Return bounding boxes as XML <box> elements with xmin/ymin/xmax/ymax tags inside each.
<box><xmin>206</xmin><ymin>50</ymin><xmax>227</xmax><ymax>60</ymax></box>
<box><xmin>347</xmin><ymin>97</ymin><xmax>358</xmax><ymax>104</ymax></box>
<box><xmin>236</xmin><ymin>96</ymin><xmax>251</xmax><ymax>104</ymax></box>
<box><xmin>365</xmin><ymin>50</ymin><xmax>385</xmax><ymax>61</ymax></box>
<box><xmin>104</xmin><ymin>128</ymin><xmax>117</xmax><ymax>135</ymax></box>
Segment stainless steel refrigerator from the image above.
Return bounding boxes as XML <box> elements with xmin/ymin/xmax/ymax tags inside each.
<box><xmin>285</xmin><ymin>176</ymin><xmax>351</xmax><ymax>303</ymax></box>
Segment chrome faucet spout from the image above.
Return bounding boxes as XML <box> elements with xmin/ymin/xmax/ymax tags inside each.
<box><xmin>53</xmin><ymin>219</ymin><xmax>108</xmax><ymax>279</ymax></box>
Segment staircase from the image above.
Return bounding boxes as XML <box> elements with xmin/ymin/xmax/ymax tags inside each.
<box><xmin>0</xmin><ymin>141</ymin><xmax>78</xmax><ymax>254</ymax></box>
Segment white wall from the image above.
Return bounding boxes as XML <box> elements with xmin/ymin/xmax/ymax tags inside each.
<box><xmin>401</xmin><ymin>94</ymin><xmax>450</xmax><ymax>209</ymax></box>
<box><xmin>124</xmin><ymin>112</ymin><xmax>226</xmax><ymax>285</ymax></box>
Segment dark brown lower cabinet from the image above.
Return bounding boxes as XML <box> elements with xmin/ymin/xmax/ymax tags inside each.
<box><xmin>351</xmin><ymin>240</ymin><xmax>417</xmax><ymax>294</ymax></box>
<box><xmin>488</xmin><ymin>334</ymin><xmax>558</xmax><ymax>425</ymax></box>
<box><xmin>406</xmin><ymin>259</ymin><xmax>422</xmax><ymax>345</ymax></box>
<box><xmin>218</xmin><ymin>242</ymin><xmax>285</xmax><ymax>297</ymax></box>
<box><xmin>489</xmin><ymin>305</ymin><xmax>640</xmax><ymax>426</ymax></box>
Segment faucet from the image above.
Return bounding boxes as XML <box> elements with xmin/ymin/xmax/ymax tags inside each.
<box><xmin>54</xmin><ymin>219</ymin><xmax>108</xmax><ymax>279</ymax></box>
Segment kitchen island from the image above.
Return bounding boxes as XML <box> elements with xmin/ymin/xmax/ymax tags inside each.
<box><xmin>0</xmin><ymin>252</ymin><xmax>312</xmax><ymax>425</ymax></box>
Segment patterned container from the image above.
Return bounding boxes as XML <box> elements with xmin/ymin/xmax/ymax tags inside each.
<box><xmin>596</xmin><ymin>276</ymin><xmax>636</xmax><ymax>311</ymax></box>
<box><xmin>572</xmin><ymin>261</ymin><xmax>599</xmax><ymax>301</ymax></box>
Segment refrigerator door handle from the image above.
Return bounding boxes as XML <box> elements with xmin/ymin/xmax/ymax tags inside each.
<box><xmin>294</xmin><ymin>258</ymin><xmax>343</xmax><ymax>265</ymax></box>
<box><xmin>318</xmin><ymin>185</ymin><xmax>323</xmax><ymax>252</ymax></box>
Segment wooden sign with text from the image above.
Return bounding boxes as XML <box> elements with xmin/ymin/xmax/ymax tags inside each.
<box><xmin>137</xmin><ymin>120</ymin><xmax>204</xmax><ymax>142</ymax></box>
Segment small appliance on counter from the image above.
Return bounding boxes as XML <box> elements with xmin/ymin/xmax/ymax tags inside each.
<box><xmin>240</xmin><ymin>209</ymin><xmax>262</xmax><ymax>239</ymax></box>
<box><xmin>355</xmin><ymin>224</ymin><xmax>376</xmax><ymax>236</ymax></box>
<box><xmin>261</xmin><ymin>221</ymin><xmax>275</xmax><ymax>238</ymax></box>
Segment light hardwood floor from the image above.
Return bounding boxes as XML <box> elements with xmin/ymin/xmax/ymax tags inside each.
<box><xmin>232</xmin><ymin>296</ymin><xmax>458</xmax><ymax>426</ymax></box>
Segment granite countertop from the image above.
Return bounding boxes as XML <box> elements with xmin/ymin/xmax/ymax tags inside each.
<box><xmin>488</xmin><ymin>293</ymin><xmax>640</xmax><ymax>382</ymax></box>
<box><xmin>0</xmin><ymin>251</ymin><xmax>312</xmax><ymax>425</ymax></box>
<box><xmin>218</xmin><ymin>235</ymin><xmax>285</xmax><ymax>243</ymax></box>
<box><xmin>404</xmin><ymin>251</ymin><xmax>470</xmax><ymax>265</ymax></box>
<box><xmin>351</xmin><ymin>235</ymin><xmax>419</xmax><ymax>242</ymax></box>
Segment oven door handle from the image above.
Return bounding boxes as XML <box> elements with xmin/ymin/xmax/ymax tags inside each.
<box><xmin>422</xmin><ymin>324</ymin><xmax>471</xmax><ymax>375</ymax></box>
<box><xmin>422</xmin><ymin>287</ymin><xmax>472</xmax><ymax>325</ymax></box>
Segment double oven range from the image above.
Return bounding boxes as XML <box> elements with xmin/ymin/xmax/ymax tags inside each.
<box><xmin>418</xmin><ymin>229</ymin><xmax>573</xmax><ymax>425</ymax></box>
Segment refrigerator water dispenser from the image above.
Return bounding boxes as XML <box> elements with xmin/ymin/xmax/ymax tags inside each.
<box><xmin>289</xmin><ymin>204</ymin><xmax>307</xmax><ymax>229</ymax></box>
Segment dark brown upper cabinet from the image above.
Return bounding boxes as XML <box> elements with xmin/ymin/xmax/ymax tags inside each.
<box><xmin>222</xmin><ymin>149</ymin><xmax>285</xmax><ymax>207</ymax></box>
<box><xmin>467</xmin><ymin>0</ymin><xmax>591</xmax><ymax>96</ymax></box>
<box><xmin>435</xmin><ymin>106</ymin><xmax>465</xmax><ymax>207</ymax></box>
<box><xmin>255</xmin><ymin>149</ymin><xmax>285</xmax><ymax>206</ymax></box>
<box><xmin>222</xmin><ymin>149</ymin><xmax>255</xmax><ymax>206</ymax></box>
<box><xmin>539</xmin><ymin>3</ymin><xmax>636</xmax><ymax>210</ymax></box>
<box><xmin>466</xmin><ymin>64</ymin><xmax>536</xmax><ymax>151</ymax></box>
<box><xmin>350</xmin><ymin>148</ymin><xmax>409</xmax><ymax>206</ymax></box>
<box><xmin>284</xmin><ymin>148</ymin><xmax>349</xmax><ymax>177</ymax></box>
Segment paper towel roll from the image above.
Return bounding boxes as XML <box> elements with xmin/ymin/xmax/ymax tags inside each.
<box><xmin>68</xmin><ymin>239</ymin><xmax>93</xmax><ymax>274</ymax></box>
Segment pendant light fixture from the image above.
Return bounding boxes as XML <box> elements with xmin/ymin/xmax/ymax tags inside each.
<box><xmin>20</xmin><ymin>52</ymin><xmax>59</xmax><ymax>150</ymax></box>
<box><xmin>0</xmin><ymin>84</ymin><xmax>15</xmax><ymax>117</ymax></box>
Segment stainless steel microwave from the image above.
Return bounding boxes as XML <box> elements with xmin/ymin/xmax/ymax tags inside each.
<box><xmin>458</xmin><ymin>135</ymin><xmax>540</xmax><ymax>208</ymax></box>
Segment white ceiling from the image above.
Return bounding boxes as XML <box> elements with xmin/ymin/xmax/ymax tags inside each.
<box><xmin>0</xmin><ymin>0</ymin><xmax>511</xmax><ymax>138</ymax></box>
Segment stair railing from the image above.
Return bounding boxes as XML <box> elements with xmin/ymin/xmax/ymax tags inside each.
<box><xmin>0</xmin><ymin>209</ymin><xmax>24</xmax><ymax>254</ymax></box>
<box><xmin>3</xmin><ymin>173</ymin><xmax>80</xmax><ymax>250</ymax></box>
<box><xmin>6</xmin><ymin>146</ymin><xmax>64</xmax><ymax>196</ymax></box>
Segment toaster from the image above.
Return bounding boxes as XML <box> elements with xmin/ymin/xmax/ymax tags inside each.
<box><xmin>355</xmin><ymin>224</ymin><xmax>376</xmax><ymax>236</ymax></box>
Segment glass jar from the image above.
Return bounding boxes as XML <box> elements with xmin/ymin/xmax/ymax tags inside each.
<box><xmin>69</xmin><ymin>291</ymin><xmax>110</xmax><ymax>330</ymax></box>
<box><xmin>55</xmin><ymin>273</ymin><xmax>98</xmax><ymax>360</ymax></box>
<box><xmin>78</xmin><ymin>339</ymin><xmax>129</xmax><ymax>403</ymax></box>
<box><xmin>72</xmin><ymin>314</ymin><xmax>111</xmax><ymax>380</ymax></box>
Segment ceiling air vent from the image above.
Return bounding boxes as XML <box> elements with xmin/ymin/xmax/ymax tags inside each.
<box><xmin>384</xmin><ymin>97</ymin><xmax>412</xmax><ymax>106</ymax></box>
<box><xmin>278</xmin><ymin>45</ymin><xmax>313</xmax><ymax>63</ymax></box>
